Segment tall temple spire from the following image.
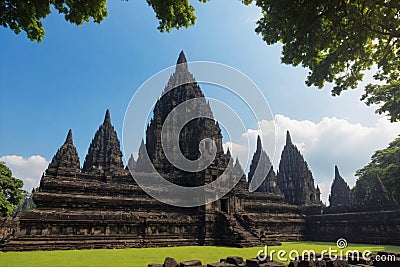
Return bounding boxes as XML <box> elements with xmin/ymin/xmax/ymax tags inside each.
<box><xmin>145</xmin><ymin>51</ymin><xmax>227</xmax><ymax>186</ymax></box>
<box><xmin>163</xmin><ymin>50</ymin><xmax>195</xmax><ymax>93</ymax></box>
<box><xmin>125</xmin><ymin>154</ymin><xmax>136</xmax><ymax>171</ymax></box>
<box><xmin>233</xmin><ymin>157</ymin><xmax>247</xmax><ymax>187</ymax></box>
<box><xmin>46</xmin><ymin>129</ymin><xmax>80</xmax><ymax>176</ymax></box>
<box><xmin>277</xmin><ymin>131</ymin><xmax>321</xmax><ymax>205</ymax></box>
<box><xmin>234</xmin><ymin>158</ymin><xmax>243</xmax><ymax>173</ymax></box>
<box><xmin>328</xmin><ymin>165</ymin><xmax>352</xmax><ymax>209</ymax></box>
<box><xmin>248</xmin><ymin>135</ymin><xmax>279</xmax><ymax>193</ymax></box>
<box><xmin>82</xmin><ymin>110</ymin><xmax>125</xmax><ymax>176</ymax></box>
<box><xmin>286</xmin><ymin>130</ymin><xmax>292</xmax><ymax>146</ymax></box>
<box><xmin>136</xmin><ymin>139</ymin><xmax>152</xmax><ymax>172</ymax></box>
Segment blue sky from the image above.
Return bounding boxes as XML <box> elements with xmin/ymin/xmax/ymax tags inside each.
<box><xmin>1</xmin><ymin>0</ymin><xmax>399</xmax><ymax>203</ymax></box>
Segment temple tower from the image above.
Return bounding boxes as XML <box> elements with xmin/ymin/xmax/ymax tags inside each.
<box><xmin>248</xmin><ymin>136</ymin><xmax>280</xmax><ymax>193</ymax></box>
<box><xmin>353</xmin><ymin>175</ymin><xmax>399</xmax><ymax>211</ymax></box>
<box><xmin>233</xmin><ymin>158</ymin><xmax>247</xmax><ymax>188</ymax></box>
<box><xmin>46</xmin><ymin>129</ymin><xmax>80</xmax><ymax>176</ymax></box>
<box><xmin>277</xmin><ymin>131</ymin><xmax>321</xmax><ymax>205</ymax></box>
<box><xmin>143</xmin><ymin>51</ymin><xmax>230</xmax><ymax>187</ymax></box>
<box><xmin>82</xmin><ymin>109</ymin><xmax>125</xmax><ymax>176</ymax></box>
<box><xmin>328</xmin><ymin>166</ymin><xmax>352</xmax><ymax>208</ymax></box>
<box><xmin>125</xmin><ymin>154</ymin><xmax>136</xmax><ymax>171</ymax></box>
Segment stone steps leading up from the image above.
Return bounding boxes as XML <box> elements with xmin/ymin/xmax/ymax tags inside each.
<box><xmin>219</xmin><ymin>213</ymin><xmax>267</xmax><ymax>247</ymax></box>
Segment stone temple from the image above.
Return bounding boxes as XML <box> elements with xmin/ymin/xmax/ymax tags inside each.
<box><xmin>1</xmin><ymin>51</ymin><xmax>399</xmax><ymax>251</ymax></box>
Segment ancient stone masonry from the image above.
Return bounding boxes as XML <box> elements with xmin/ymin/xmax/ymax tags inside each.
<box><xmin>0</xmin><ymin>51</ymin><xmax>305</xmax><ymax>251</ymax></box>
<box><xmin>305</xmin><ymin>210</ymin><xmax>400</xmax><ymax>245</ymax></box>
<box><xmin>46</xmin><ymin>129</ymin><xmax>80</xmax><ymax>176</ymax></box>
<box><xmin>135</xmin><ymin>139</ymin><xmax>153</xmax><ymax>173</ymax></box>
<box><xmin>248</xmin><ymin>136</ymin><xmax>280</xmax><ymax>194</ymax></box>
<box><xmin>82</xmin><ymin>109</ymin><xmax>126</xmax><ymax>176</ymax></box>
<box><xmin>307</xmin><ymin>165</ymin><xmax>400</xmax><ymax>244</ymax></box>
<box><xmin>277</xmin><ymin>131</ymin><xmax>321</xmax><ymax>206</ymax></box>
<box><xmin>325</xmin><ymin>166</ymin><xmax>352</xmax><ymax>213</ymax></box>
<box><xmin>352</xmin><ymin>174</ymin><xmax>399</xmax><ymax>212</ymax></box>
<box><xmin>125</xmin><ymin>154</ymin><xmax>136</xmax><ymax>171</ymax></box>
<box><xmin>326</xmin><ymin>166</ymin><xmax>399</xmax><ymax>213</ymax></box>
<box><xmin>233</xmin><ymin>158</ymin><xmax>247</xmax><ymax>189</ymax></box>
<box><xmin>145</xmin><ymin>50</ymin><xmax>229</xmax><ymax>187</ymax></box>
<box><xmin>1</xmin><ymin>51</ymin><xmax>400</xmax><ymax>251</ymax></box>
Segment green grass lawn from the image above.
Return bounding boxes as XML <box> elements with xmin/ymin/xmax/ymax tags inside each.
<box><xmin>1</xmin><ymin>242</ymin><xmax>399</xmax><ymax>267</ymax></box>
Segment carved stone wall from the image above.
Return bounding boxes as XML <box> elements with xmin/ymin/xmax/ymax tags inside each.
<box><xmin>305</xmin><ymin>210</ymin><xmax>400</xmax><ymax>245</ymax></box>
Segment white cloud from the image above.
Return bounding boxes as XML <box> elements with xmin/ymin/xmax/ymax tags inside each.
<box><xmin>0</xmin><ymin>155</ymin><xmax>48</xmax><ymax>192</ymax></box>
<box><xmin>226</xmin><ymin>114</ymin><xmax>400</xmax><ymax>204</ymax></box>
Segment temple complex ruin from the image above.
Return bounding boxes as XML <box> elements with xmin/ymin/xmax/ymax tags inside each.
<box><xmin>1</xmin><ymin>51</ymin><xmax>399</xmax><ymax>251</ymax></box>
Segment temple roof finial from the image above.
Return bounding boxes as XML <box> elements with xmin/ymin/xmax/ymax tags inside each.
<box><xmin>176</xmin><ymin>50</ymin><xmax>188</xmax><ymax>72</ymax></box>
<box><xmin>256</xmin><ymin>135</ymin><xmax>262</xmax><ymax>151</ymax></box>
<box><xmin>335</xmin><ymin>165</ymin><xmax>340</xmax><ymax>179</ymax></box>
<box><xmin>104</xmin><ymin>109</ymin><xmax>111</xmax><ymax>124</ymax></box>
<box><xmin>286</xmin><ymin>130</ymin><xmax>292</xmax><ymax>146</ymax></box>
<box><xmin>66</xmin><ymin>129</ymin><xmax>73</xmax><ymax>144</ymax></box>
<box><xmin>177</xmin><ymin>50</ymin><xmax>187</xmax><ymax>64</ymax></box>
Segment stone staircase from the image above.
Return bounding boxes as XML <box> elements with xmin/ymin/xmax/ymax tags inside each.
<box><xmin>218</xmin><ymin>212</ymin><xmax>264</xmax><ymax>247</ymax></box>
<box><xmin>234</xmin><ymin>213</ymin><xmax>282</xmax><ymax>246</ymax></box>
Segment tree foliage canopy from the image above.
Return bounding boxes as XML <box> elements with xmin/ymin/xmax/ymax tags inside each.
<box><xmin>1</xmin><ymin>0</ymin><xmax>108</xmax><ymax>42</ymax></box>
<box><xmin>0</xmin><ymin>0</ymin><xmax>207</xmax><ymax>42</ymax></box>
<box><xmin>146</xmin><ymin>0</ymin><xmax>207</xmax><ymax>32</ymax></box>
<box><xmin>355</xmin><ymin>136</ymin><xmax>400</xmax><ymax>202</ymax></box>
<box><xmin>249</xmin><ymin>0</ymin><xmax>400</xmax><ymax>122</ymax></box>
<box><xmin>0</xmin><ymin>162</ymin><xmax>25</xmax><ymax>218</ymax></box>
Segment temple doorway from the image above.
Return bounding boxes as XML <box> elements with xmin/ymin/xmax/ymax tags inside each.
<box><xmin>221</xmin><ymin>198</ymin><xmax>228</xmax><ymax>213</ymax></box>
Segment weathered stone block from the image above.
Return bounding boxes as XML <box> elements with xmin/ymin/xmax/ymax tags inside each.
<box><xmin>226</xmin><ymin>256</ymin><xmax>244</xmax><ymax>265</ymax></box>
<box><xmin>179</xmin><ymin>260</ymin><xmax>202</xmax><ymax>267</ymax></box>
<box><xmin>164</xmin><ymin>257</ymin><xmax>179</xmax><ymax>267</ymax></box>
